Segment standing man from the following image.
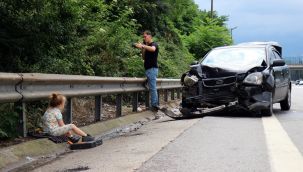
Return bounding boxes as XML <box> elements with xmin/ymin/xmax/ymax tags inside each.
<box><xmin>134</xmin><ymin>30</ymin><xmax>159</xmax><ymax>112</ymax></box>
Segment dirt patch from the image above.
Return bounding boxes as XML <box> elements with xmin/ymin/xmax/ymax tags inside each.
<box><xmin>0</xmin><ymin>137</ymin><xmax>34</xmax><ymax>149</ymax></box>
<box><xmin>72</xmin><ymin>97</ymin><xmax>148</xmax><ymax>127</ymax></box>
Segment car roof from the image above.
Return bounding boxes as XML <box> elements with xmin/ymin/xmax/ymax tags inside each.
<box><xmin>214</xmin><ymin>41</ymin><xmax>282</xmax><ymax>56</ymax></box>
<box><xmin>237</xmin><ymin>41</ymin><xmax>280</xmax><ymax>47</ymax></box>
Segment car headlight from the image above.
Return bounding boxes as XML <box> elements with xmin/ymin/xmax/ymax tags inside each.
<box><xmin>184</xmin><ymin>75</ymin><xmax>198</xmax><ymax>86</ymax></box>
<box><xmin>243</xmin><ymin>72</ymin><xmax>263</xmax><ymax>85</ymax></box>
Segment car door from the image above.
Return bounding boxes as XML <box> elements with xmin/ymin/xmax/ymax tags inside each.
<box><xmin>270</xmin><ymin>49</ymin><xmax>284</xmax><ymax>102</ymax></box>
<box><xmin>273</xmin><ymin>50</ymin><xmax>289</xmax><ymax>100</ymax></box>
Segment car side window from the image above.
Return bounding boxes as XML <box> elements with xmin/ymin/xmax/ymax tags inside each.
<box><xmin>269</xmin><ymin>50</ymin><xmax>276</xmax><ymax>65</ymax></box>
<box><xmin>273</xmin><ymin>51</ymin><xmax>282</xmax><ymax>60</ymax></box>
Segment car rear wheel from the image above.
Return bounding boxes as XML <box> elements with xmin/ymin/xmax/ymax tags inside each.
<box><xmin>280</xmin><ymin>87</ymin><xmax>291</xmax><ymax>110</ymax></box>
<box><xmin>261</xmin><ymin>94</ymin><xmax>273</xmax><ymax>116</ymax></box>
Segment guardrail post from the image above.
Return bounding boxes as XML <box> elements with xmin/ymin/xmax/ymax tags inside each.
<box><xmin>95</xmin><ymin>95</ymin><xmax>102</xmax><ymax>121</ymax></box>
<box><xmin>116</xmin><ymin>94</ymin><xmax>122</xmax><ymax>117</ymax></box>
<box><xmin>145</xmin><ymin>91</ymin><xmax>150</xmax><ymax>108</ymax></box>
<box><xmin>63</xmin><ymin>98</ymin><xmax>72</xmax><ymax>124</ymax></box>
<box><xmin>164</xmin><ymin>90</ymin><xmax>168</xmax><ymax>102</ymax></box>
<box><xmin>171</xmin><ymin>89</ymin><xmax>175</xmax><ymax>100</ymax></box>
<box><xmin>132</xmin><ymin>92</ymin><xmax>138</xmax><ymax>112</ymax></box>
<box><xmin>157</xmin><ymin>90</ymin><xmax>161</xmax><ymax>105</ymax></box>
<box><xmin>14</xmin><ymin>101</ymin><xmax>27</xmax><ymax>137</ymax></box>
<box><xmin>177</xmin><ymin>88</ymin><xmax>181</xmax><ymax>99</ymax></box>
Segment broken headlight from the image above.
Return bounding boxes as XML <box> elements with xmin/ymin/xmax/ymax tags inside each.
<box><xmin>243</xmin><ymin>72</ymin><xmax>263</xmax><ymax>85</ymax></box>
<box><xmin>183</xmin><ymin>75</ymin><xmax>199</xmax><ymax>86</ymax></box>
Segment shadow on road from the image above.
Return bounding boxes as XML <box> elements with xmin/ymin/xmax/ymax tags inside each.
<box><xmin>162</xmin><ymin>107</ymin><xmax>287</xmax><ymax>120</ymax></box>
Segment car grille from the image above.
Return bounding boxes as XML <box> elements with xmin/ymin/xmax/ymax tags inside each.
<box><xmin>201</xmin><ymin>76</ymin><xmax>237</xmax><ymax>104</ymax></box>
<box><xmin>183</xmin><ymin>76</ymin><xmax>238</xmax><ymax>105</ymax></box>
<box><xmin>202</xmin><ymin>86</ymin><xmax>236</xmax><ymax>103</ymax></box>
<box><xmin>202</xmin><ymin>76</ymin><xmax>236</xmax><ymax>87</ymax></box>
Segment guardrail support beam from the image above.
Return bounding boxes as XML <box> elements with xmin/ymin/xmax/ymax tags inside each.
<box><xmin>132</xmin><ymin>92</ymin><xmax>138</xmax><ymax>112</ymax></box>
<box><xmin>164</xmin><ymin>90</ymin><xmax>168</xmax><ymax>102</ymax></box>
<box><xmin>145</xmin><ymin>91</ymin><xmax>150</xmax><ymax>108</ymax></box>
<box><xmin>63</xmin><ymin>98</ymin><xmax>72</xmax><ymax>124</ymax></box>
<box><xmin>14</xmin><ymin>101</ymin><xmax>27</xmax><ymax>137</ymax></box>
<box><xmin>157</xmin><ymin>90</ymin><xmax>160</xmax><ymax>104</ymax></box>
<box><xmin>177</xmin><ymin>89</ymin><xmax>181</xmax><ymax>99</ymax></box>
<box><xmin>116</xmin><ymin>94</ymin><xmax>122</xmax><ymax>117</ymax></box>
<box><xmin>171</xmin><ymin>89</ymin><xmax>175</xmax><ymax>100</ymax></box>
<box><xmin>95</xmin><ymin>95</ymin><xmax>102</xmax><ymax>121</ymax></box>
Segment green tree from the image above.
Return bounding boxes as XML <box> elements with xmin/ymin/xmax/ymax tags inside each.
<box><xmin>184</xmin><ymin>16</ymin><xmax>232</xmax><ymax>60</ymax></box>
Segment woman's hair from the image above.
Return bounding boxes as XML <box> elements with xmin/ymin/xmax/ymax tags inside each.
<box><xmin>49</xmin><ymin>93</ymin><xmax>66</xmax><ymax>108</ymax></box>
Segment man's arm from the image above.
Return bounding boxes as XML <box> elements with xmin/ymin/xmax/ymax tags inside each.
<box><xmin>135</xmin><ymin>43</ymin><xmax>156</xmax><ymax>60</ymax></box>
<box><xmin>135</xmin><ymin>43</ymin><xmax>156</xmax><ymax>52</ymax></box>
<box><xmin>142</xmin><ymin>45</ymin><xmax>156</xmax><ymax>52</ymax></box>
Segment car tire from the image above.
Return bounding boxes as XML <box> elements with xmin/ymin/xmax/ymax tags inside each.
<box><xmin>280</xmin><ymin>87</ymin><xmax>291</xmax><ymax>111</ymax></box>
<box><xmin>261</xmin><ymin>94</ymin><xmax>273</xmax><ymax>116</ymax></box>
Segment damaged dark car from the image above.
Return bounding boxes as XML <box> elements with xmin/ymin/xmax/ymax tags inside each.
<box><xmin>179</xmin><ymin>42</ymin><xmax>291</xmax><ymax>117</ymax></box>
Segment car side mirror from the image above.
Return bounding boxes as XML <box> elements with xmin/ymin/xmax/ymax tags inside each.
<box><xmin>190</xmin><ymin>61</ymin><xmax>199</xmax><ymax>65</ymax></box>
<box><xmin>271</xmin><ymin>59</ymin><xmax>285</xmax><ymax>67</ymax></box>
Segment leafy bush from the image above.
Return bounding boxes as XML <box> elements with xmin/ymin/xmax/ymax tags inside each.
<box><xmin>25</xmin><ymin>101</ymin><xmax>48</xmax><ymax>132</ymax></box>
<box><xmin>184</xmin><ymin>19</ymin><xmax>232</xmax><ymax>60</ymax></box>
<box><xmin>0</xmin><ymin>104</ymin><xmax>19</xmax><ymax>138</ymax></box>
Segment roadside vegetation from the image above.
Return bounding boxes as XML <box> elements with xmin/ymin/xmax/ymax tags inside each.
<box><xmin>0</xmin><ymin>0</ymin><xmax>232</xmax><ymax>139</ymax></box>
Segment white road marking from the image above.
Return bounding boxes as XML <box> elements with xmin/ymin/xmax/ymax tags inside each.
<box><xmin>293</xmin><ymin>85</ymin><xmax>303</xmax><ymax>88</ymax></box>
<box><xmin>263</xmin><ymin>115</ymin><xmax>303</xmax><ymax>172</ymax></box>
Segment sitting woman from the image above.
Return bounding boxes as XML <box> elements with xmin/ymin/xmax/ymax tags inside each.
<box><xmin>42</xmin><ymin>93</ymin><xmax>94</xmax><ymax>143</ymax></box>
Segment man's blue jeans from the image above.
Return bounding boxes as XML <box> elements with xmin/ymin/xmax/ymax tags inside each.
<box><xmin>145</xmin><ymin>68</ymin><xmax>158</xmax><ymax>107</ymax></box>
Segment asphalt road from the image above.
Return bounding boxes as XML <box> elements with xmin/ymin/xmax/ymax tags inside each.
<box><xmin>32</xmin><ymin>85</ymin><xmax>303</xmax><ymax>172</ymax></box>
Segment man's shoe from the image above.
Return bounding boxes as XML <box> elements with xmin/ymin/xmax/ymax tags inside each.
<box><xmin>151</xmin><ymin>105</ymin><xmax>160</xmax><ymax>112</ymax></box>
<box><xmin>68</xmin><ymin>135</ymin><xmax>81</xmax><ymax>143</ymax></box>
<box><xmin>82</xmin><ymin>134</ymin><xmax>95</xmax><ymax>142</ymax></box>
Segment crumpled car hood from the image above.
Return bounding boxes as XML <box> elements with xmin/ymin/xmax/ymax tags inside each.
<box><xmin>201</xmin><ymin>65</ymin><xmax>239</xmax><ymax>78</ymax></box>
<box><xmin>189</xmin><ymin>64</ymin><xmax>266</xmax><ymax>79</ymax></box>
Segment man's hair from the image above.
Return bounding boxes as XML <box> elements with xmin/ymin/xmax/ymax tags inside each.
<box><xmin>143</xmin><ymin>30</ymin><xmax>152</xmax><ymax>36</ymax></box>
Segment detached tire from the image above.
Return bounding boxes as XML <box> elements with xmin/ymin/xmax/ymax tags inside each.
<box><xmin>280</xmin><ymin>87</ymin><xmax>291</xmax><ymax>111</ymax></box>
<box><xmin>261</xmin><ymin>94</ymin><xmax>273</xmax><ymax>116</ymax></box>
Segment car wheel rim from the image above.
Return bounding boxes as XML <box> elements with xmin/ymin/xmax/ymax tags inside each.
<box><xmin>269</xmin><ymin>96</ymin><xmax>273</xmax><ymax>114</ymax></box>
<box><xmin>288</xmin><ymin>89</ymin><xmax>291</xmax><ymax>107</ymax></box>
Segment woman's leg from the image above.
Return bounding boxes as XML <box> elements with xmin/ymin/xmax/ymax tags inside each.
<box><xmin>51</xmin><ymin>124</ymin><xmax>87</xmax><ymax>137</ymax></box>
<box><xmin>71</xmin><ymin>124</ymin><xmax>87</xmax><ymax>136</ymax></box>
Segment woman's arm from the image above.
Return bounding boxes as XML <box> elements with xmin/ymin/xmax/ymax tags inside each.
<box><xmin>57</xmin><ymin>119</ymin><xmax>65</xmax><ymax>126</ymax></box>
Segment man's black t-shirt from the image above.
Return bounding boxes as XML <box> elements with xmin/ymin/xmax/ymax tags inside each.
<box><xmin>144</xmin><ymin>42</ymin><xmax>159</xmax><ymax>70</ymax></box>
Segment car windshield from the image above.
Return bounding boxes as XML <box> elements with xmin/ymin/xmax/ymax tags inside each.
<box><xmin>201</xmin><ymin>47</ymin><xmax>266</xmax><ymax>70</ymax></box>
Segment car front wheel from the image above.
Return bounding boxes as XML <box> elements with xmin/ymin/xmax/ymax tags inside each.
<box><xmin>280</xmin><ymin>87</ymin><xmax>291</xmax><ymax>111</ymax></box>
<box><xmin>261</xmin><ymin>93</ymin><xmax>273</xmax><ymax>116</ymax></box>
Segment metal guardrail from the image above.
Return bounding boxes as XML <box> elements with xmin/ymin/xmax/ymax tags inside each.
<box><xmin>0</xmin><ymin>73</ymin><xmax>23</xmax><ymax>103</ymax></box>
<box><xmin>0</xmin><ymin>73</ymin><xmax>181</xmax><ymax>103</ymax></box>
<box><xmin>288</xmin><ymin>64</ymin><xmax>303</xmax><ymax>70</ymax></box>
<box><xmin>284</xmin><ymin>56</ymin><xmax>303</xmax><ymax>65</ymax></box>
<box><xmin>0</xmin><ymin>72</ymin><xmax>182</xmax><ymax>137</ymax></box>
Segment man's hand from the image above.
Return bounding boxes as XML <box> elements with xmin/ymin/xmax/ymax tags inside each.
<box><xmin>134</xmin><ymin>42</ymin><xmax>145</xmax><ymax>49</ymax></box>
<box><xmin>134</xmin><ymin>43</ymin><xmax>156</xmax><ymax>52</ymax></box>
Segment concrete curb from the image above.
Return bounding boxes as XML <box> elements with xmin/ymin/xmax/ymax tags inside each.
<box><xmin>0</xmin><ymin>110</ymin><xmax>156</xmax><ymax>171</ymax></box>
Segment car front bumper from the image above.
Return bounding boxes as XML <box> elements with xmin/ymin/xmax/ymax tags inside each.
<box><xmin>181</xmin><ymin>84</ymin><xmax>272</xmax><ymax>115</ymax></box>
